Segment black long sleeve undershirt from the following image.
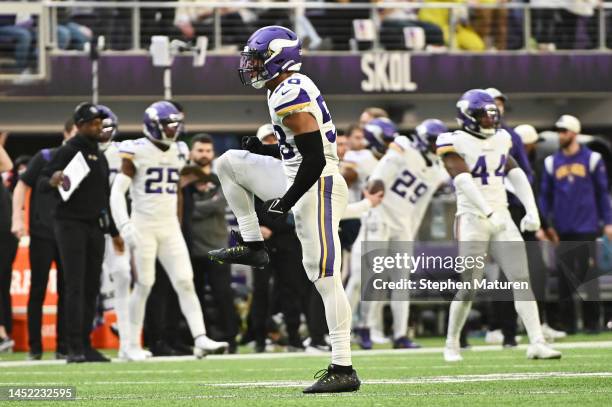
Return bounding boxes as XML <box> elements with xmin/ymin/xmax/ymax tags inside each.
<box><xmin>281</xmin><ymin>130</ymin><xmax>326</xmax><ymax>209</ymax></box>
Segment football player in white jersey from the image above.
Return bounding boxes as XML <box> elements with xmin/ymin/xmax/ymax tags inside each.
<box><xmin>208</xmin><ymin>26</ymin><xmax>359</xmax><ymax>393</ymax></box>
<box><xmin>436</xmin><ymin>89</ymin><xmax>561</xmax><ymax>362</ymax></box>
<box><xmin>96</xmin><ymin>105</ymin><xmax>141</xmax><ymax>360</ymax></box>
<box><xmin>110</xmin><ymin>101</ymin><xmax>228</xmax><ymax>359</ymax></box>
<box><xmin>347</xmin><ymin>119</ymin><xmax>450</xmax><ymax>349</ymax></box>
<box><xmin>342</xmin><ymin>125</ymin><xmax>379</xmax><ymax>205</ymax></box>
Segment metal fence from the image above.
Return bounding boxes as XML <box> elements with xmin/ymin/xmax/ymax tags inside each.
<box><xmin>2</xmin><ymin>1</ymin><xmax>612</xmax><ymax>80</ymax></box>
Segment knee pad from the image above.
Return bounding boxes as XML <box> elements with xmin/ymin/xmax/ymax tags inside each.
<box><xmin>217</xmin><ymin>150</ymin><xmax>241</xmax><ymax>177</ymax></box>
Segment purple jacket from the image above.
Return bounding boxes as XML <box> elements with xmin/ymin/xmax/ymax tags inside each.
<box><xmin>540</xmin><ymin>145</ymin><xmax>612</xmax><ymax>234</ymax></box>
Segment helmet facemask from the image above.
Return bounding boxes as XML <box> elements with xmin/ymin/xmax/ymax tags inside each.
<box><xmin>239</xmin><ymin>49</ymin><xmax>270</xmax><ymax>89</ymax></box>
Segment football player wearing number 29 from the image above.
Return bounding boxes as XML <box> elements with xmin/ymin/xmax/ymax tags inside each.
<box><xmin>109</xmin><ymin>101</ymin><xmax>229</xmax><ymax>361</ymax></box>
<box><xmin>208</xmin><ymin>26</ymin><xmax>360</xmax><ymax>393</ymax></box>
<box><xmin>437</xmin><ymin>89</ymin><xmax>561</xmax><ymax>362</ymax></box>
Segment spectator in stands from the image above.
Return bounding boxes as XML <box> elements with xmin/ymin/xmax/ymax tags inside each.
<box><xmin>11</xmin><ymin>120</ymin><xmax>75</xmax><ymax>360</ymax></box>
<box><xmin>472</xmin><ymin>0</ymin><xmax>508</xmax><ymax>50</ymax></box>
<box><xmin>0</xmin><ymin>15</ymin><xmax>33</xmax><ymax>71</ymax></box>
<box><xmin>555</xmin><ymin>0</ymin><xmax>599</xmax><ymax>49</ymax></box>
<box><xmin>540</xmin><ymin>115</ymin><xmax>612</xmax><ymax>334</ymax></box>
<box><xmin>174</xmin><ymin>0</ymin><xmax>254</xmax><ymax>47</ymax></box>
<box><xmin>181</xmin><ymin>134</ymin><xmax>239</xmax><ymax>353</ymax></box>
<box><xmin>531</xmin><ymin>0</ymin><xmax>558</xmax><ymax>51</ymax></box>
<box><xmin>419</xmin><ymin>0</ymin><xmax>485</xmax><ymax>50</ymax></box>
<box><xmin>0</xmin><ymin>133</ymin><xmax>17</xmax><ymax>352</ymax></box>
<box><xmin>378</xmin><ymin>0</ymin><xmax>445</xmax><ymax>50</ymax></box>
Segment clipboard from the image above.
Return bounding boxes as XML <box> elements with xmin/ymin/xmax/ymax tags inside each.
<box><xmin>59</xmin><ymin>151</ymin><xmax>91</xmax><ymax>201</ymax></box>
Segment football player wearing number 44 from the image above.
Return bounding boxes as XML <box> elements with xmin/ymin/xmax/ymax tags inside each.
<box><xmin>437</xmin><ymin>89</ymin><xmax>561</xmax><ymax>362</ymax></box>
<box><xmin>109</xmin><ymin>101</ymin><xmax>228</xmax><ymax>361</ymax></box>
<box><xmin>207</xmin><ymin>26</ymin><xmax>360</xmax><ymax>393</ymax></box>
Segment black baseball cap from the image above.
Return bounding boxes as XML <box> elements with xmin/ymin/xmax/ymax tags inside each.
<box><xmin>73</xmin><ymin>102</ymin><xmax>103</xmax><ymax>125</ymax></box>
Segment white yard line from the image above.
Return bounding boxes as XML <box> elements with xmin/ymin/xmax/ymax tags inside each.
<box><xmin>0</xmin><ymin>372</ymin><xmax>611</xmax><ymax>388</ymax></box>
<box><xmin>0</xmin><ymin>340</ymin><xmax>611</xmax><ymax>368</ymax></box>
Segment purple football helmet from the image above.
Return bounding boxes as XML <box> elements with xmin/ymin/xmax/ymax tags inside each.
<box><xmin>456</xmin><ymin>89</ymin><xmax>500</xmax><ymax>138</ymax></box>
<box><xmin>239</xmin><ymin>26</ymin><xmax>302</xmax><ymax>89</ymax></box>
<box><xmin>97</xmin><ymin>104</ymin><xmax>118</xmax><ymax>150</ymax></box>
<box><xmin>414</xmin><ymin>119</ymin><xmax>448</xmax><ymax>153</ymax></box>
<box><xmin>143</xmin><ymin>101</ymin><xmax>184</xmax><ymax>145</ymax></box>
<box><xmin>363</xmin><ymin>117</ymin><xmax>398</xmax><ymax>156</ymax></box>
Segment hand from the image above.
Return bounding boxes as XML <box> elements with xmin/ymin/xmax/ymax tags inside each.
<box><xmin>260</xmin><ymin>226</ymin><xmax>273</xmax><ymax>240</ymax></box>
<box><xmin>535</xmin><ymin>228</ymin><xmax>549</xmax><ymax>241</ymax></box>
<box><xmin>261</xmin><ymin>198</ymin><xmax>287</xmax><ymax>220</ymax></box>
<box><xmin>49</xmin><ymin>171</ymin><xmax>64</xmax><ymax>188</ymax></box>
<box><xmin>179</xmin><ymin>22</ymin><xmax>195</xmax><ymax>39</ymax></box>
<box><xmin>487</xmin><ymin>211</ymin><xmax>507</xmax><ymax>234</ymax></box>
<box><xmin>363</xmin><ymin>188</ymin><xmax>384</xmax><ymax>208</ymax></box>
<box><xmin>11</xmin><ymin>216</ymin><xmax>25</xmax><ymax>239</ymax></box>
<box><xmin>604</xmin><ymin>224</ymin><xmax>612</xmax><ymax>241</ymax></box>
<box><xmin>546</xmin><ymin>227</ymin><xmax>560</xmax><ymax>245</ymax></box>
<box><xmin>112</xmin><ymin>235</ymin><xmax>125</xmax><ymax>254</ymax></box>
<box><xmin>242</xmin><ymin>136</ymin><xmax>263</xmax><ymax>154</ymax></box>
<box><xmin>520</xmin><ymin>212</ymin><xmax>541</xmax><ymax>233</ymax></box>
<box><xmin>120</xmin><ymin>222</ymin><xmax>141</xmax><ymax>249</ymax></box>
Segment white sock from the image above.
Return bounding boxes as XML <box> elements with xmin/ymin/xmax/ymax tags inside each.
<box><xmin>391</xmin><ymin>301</ymin><xmax>409</xmax><ymax>340</ymax></box>
<box><xmin>366</xmin><ymin>300</ymin><xmax>384</xmax><ymax>331</ymax></box>
<box><xmin>514</xmin><ymin>300</ymin><xmax>545</xmax><ymax>344</ymax></box>
<box><xmin>446</xmin><ymin>300</ymin><xmax>472</xmax><ymax>347</ymax></box>
<box><xmin>128</xmin><ymin>282</ymin><xmax>151</xmax><ymax>348</ymax></box>
<box><xmin>172</xmin><ymin>278</ymin><xmax>206</xmax><ymax>338</ymax></box>
<box><xmin>237</xmin><ymin>214</ymin><xmax>263</xmax><ymax>242</ymax></box>
<box><xmin>315</xmin><ymin>275</ymin><xmax>352</xmax><ymax>366</ymax></box>
<box><xmin>111</xmin><ymin>271</ymin><xmax>132</xmax><ymax>350</ymax></box>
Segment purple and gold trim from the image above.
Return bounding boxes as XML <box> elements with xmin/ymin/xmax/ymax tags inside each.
<box><xmin>317</xmin><ymin>176</ymin><xmax>335</xmax><ymax>279</ymax></box>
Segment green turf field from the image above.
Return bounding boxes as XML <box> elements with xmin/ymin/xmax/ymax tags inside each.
<box><xmin>1</xmin><ymin>335</ymin><xmax>611</xmax><ymax>406</ymax></box>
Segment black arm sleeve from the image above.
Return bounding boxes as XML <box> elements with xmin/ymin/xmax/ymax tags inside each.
<box><xmin>281</xmin><ymin>130</ymin><xmax>326</xmax><ymax>209</ymax></box>
<box><xmin>20</xmin><ymin>151</ymin><xmax>45</xmax><ymax>187</ymax></box>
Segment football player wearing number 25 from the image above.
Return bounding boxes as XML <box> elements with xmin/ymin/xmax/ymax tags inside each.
<box><xmin>208</xmin><ymin>26</ymin><xmax>360</xmax><ymax>393</ymax></box>
<box><xmin>110</xmin><ymin>101</ymin><xmax>229</xmax><ymax>361</ymax></box>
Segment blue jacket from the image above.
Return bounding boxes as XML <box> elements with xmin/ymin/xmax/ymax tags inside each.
<box><xmin>540</xmin><ymin>145</ymin><xmax>612</xmax><ymax>234</ymax></box>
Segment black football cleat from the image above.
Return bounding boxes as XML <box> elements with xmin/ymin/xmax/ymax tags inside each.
<box><xmin>302</xmin><ymin>365</ymin><xmax>361</xmax><ymax>394</ymax></box>
<box><xmin>208</xmin><ymin>231</ymin><xmax>269</xmax><ymax>267</ymax></box>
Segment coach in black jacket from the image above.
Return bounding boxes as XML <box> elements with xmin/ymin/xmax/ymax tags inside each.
<box><xmin>40</xmin><ymin>103</ymin><xmax>122</xmax><ymax>363</ymax></box>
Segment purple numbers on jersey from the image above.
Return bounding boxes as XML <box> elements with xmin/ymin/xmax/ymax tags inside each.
<box><xmin>273</xmin><ymin>125</ymin><xmax>296</xmax><ymax>160</ymax></box>
<box><xmin>315</xmin><ymin>95</ymin><xmax>337</xmax><ymax>143</ymax></box>
<box><xmin>471</xmin><ymin>154</ymin><xmax>506</xmax><ymax>185</ymax></box>
<box><xmin>288</xmin><ymin>78</ymin><xmax>301</xmax><ymax>85</ymax></box>
<box><xmin>144</xmin><ymin>167</ymin><xmax>179</xmax><ymax>194</ymax></box>
<box><xmin>390</xmin><ymin>169</ymin><xmax>428</xmax><ymax>203</ymax></box>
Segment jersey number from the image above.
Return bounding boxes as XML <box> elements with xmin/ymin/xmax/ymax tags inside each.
<box><xmin>471</xmin><ymin>154</ymin><xmax>506</xmax><ymax>185</ymax></box>
<box><xmin>390</xmin><ymin>169</ymin><xmax>428</xmax><ymax>203</ymax></box>
<box><xmin>315</xmin><ymin>95</ymin><xmax>336</xmax><ymax>143</ymax></box>
<box><xmin>144</xmin><ymin>167</ymin><xmax>179</xmax><ymax>194</ymax></box>
<box><xmin>273</xmin><ymin>125</ymin><xmax>296</xmax><ymax>161</ymax></box>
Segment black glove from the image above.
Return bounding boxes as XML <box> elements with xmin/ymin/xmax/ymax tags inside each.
<box><xmin>261</xmin><ymin>198</ymin><xmax>288</xmax><ymax>220</ymax></box>
<box><xmin>242</xmin><ymin>136</ymin><xmax>263</xmax><ymax>154</ymax></box>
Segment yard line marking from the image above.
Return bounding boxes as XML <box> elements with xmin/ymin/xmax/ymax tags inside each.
<box><xmin>0</xmin><ymin>372</ymin><xmax>611</xmax><ymax>387</ymax></box>
<box><xmin>0</xmin><ymin>341</ymin><xmax>610</xmax><ymax>368</ymax></box>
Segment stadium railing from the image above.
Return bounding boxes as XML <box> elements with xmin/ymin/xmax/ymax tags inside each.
<box><xmin>2</xmin><ymin>1</ymin><xmax>612</xmax><ymax>82</ymax></box>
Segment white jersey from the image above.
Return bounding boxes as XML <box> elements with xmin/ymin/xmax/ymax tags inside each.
<box><xmin>436</xmin><ymin>129</ymin><xmax>512</xmax><ymax>216</ymax></box>
<box><xmin>119</xmin><ymin>137</ymin><xmax>189</xmax><ymax>222</ymax></box>
<box><xmin>370</xmin><ymin>136</ymin><xmax>449</xmax><ymax>237</ymax></box>
<box><xmin>343</xmin><ymin>149</ymin><xmax>378</xmax><ymax>203</ymax></box>
<box><xmin>267</xmin><ymin>73</ymin><xmax>339</xmax><ymax>181</ymax></box>
<box><xmin>104</xmin><ymin>141</ymin><xmax>122</xmax><ymax>185</ymax></box>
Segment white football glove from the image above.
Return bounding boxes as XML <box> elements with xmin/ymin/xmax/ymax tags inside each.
<box><xmin>487</xmin><ymin>211</ymin><xmax>507</xmax><ymax>234</ymax></box>
<box><xmin>520</xmin><ymin>212</ymin><xmax>541</xmax><ymax>232</ymax></box>
<box><xmin>120</xmin><ymin>222</ymin><xmax>141</xmax><ymax>249</ymax></box>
